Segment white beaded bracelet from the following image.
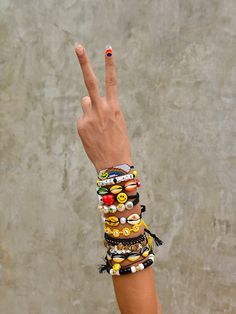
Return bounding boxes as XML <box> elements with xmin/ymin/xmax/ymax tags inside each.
<box><xmin>96</xmin><ymin>173</ymin><xmax>134</xmax><ymax>187</ymax></box>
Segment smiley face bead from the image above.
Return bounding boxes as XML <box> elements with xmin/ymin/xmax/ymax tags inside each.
<box><xmin>117</xmin><ymin>192</ymin><xmax>128</xmax><ymax>204</ymax></box>
<box><xmin>100</xmin><ymin>171</ymin><xmax>108</xmax><ymax>180</ymax></box>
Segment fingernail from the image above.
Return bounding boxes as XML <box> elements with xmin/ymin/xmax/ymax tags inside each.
<box><xmin>75</xmin><ymin>43</ymin><xmax>84</xmax><ymax>56</ymax></box>
<box><xmin>105</xmin><ymin>44</ymin><xmax>112</xmax><ymax>57</ymax></box>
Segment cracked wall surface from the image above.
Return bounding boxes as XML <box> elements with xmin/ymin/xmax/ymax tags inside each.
<box><xmin>0</xmin><ymin>1</ymin><xmax>235</xmax><ymax>313</ymax></box>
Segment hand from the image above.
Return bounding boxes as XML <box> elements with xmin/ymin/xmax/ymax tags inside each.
<box><xmin>75</xmin><ymin>44</ymin><xmax>133</xmax><ymax>173</ymax></box>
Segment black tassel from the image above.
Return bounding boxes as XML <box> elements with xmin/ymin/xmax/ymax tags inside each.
<box><xmin>98</xmin><ymin>263</ymin><xmax>109</xmax><ymax>273</ymax></box>
<box><xmin>141</xmin><ymin>205</ymin><xmax>146</xmax><ymax>213</ymax></box>
<box><xmin>144</xmin><ymin>228</ymin><xmax>163</xmax><ymax>246</ymax></box>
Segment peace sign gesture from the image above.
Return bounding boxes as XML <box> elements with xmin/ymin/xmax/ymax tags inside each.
<box><xmin>75</xmin><ymin>44</ymin><xmax>133</xmax><ymax>173</ymax></box>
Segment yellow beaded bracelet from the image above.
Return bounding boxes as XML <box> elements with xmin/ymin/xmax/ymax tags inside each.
<box><xmin>104</xmin><ymin>220</ymin><xmax>144</xmax><ymax>237</ymax></box>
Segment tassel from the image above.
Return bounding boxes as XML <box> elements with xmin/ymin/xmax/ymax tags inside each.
<box><xmin>98</xmin><ymin>263</ymin><xmax>109</xmax><ymax>273</ymax></box>
<box><xmin>141</xmin><ymin>205</ymin><xmax>146</xmax><ymax>213</ymax></box>
<box><xmin>144</xmin><ymin>228</ymin><xmax>163</xmax><ymax>246</ymax></box>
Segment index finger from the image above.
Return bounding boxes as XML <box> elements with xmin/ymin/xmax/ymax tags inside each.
<box><xmin>75</xmin><ymin>44</ymin><xmax>101</xmax><ymax>109</ymax></box>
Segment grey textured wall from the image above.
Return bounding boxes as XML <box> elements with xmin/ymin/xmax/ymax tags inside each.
<box><xmin>0</xmin><ymin>0</ymin><xmax>235</xmax><ymax>313</ymax></box>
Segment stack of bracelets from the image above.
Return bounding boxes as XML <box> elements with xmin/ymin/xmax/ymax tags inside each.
<box><xmin>96</xmin><ymin>163</ymin><xmax>163</xmax><ymax>276</ymax></box>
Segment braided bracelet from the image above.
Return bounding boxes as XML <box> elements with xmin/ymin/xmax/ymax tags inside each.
<box><xmin>104</xmin><ymin>232</ymin><xmax>146</xmax><ymax>246</ymax></box>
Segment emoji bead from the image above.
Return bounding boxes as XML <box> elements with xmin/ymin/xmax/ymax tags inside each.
<box><xmin>100</xmin><ymin>171</ymin><xmax>108</xmax><ymax>180</ymax></box>
<box><xmin>110</xmin><ymin>185</ymin><xmax>123</xmax><ymax>194</ymax></box>
<box><xmin>102</xmin><ymin>194</ymin><xmax>114</xmax><ymax>205</ymax></box>
<box><xmin>117</xmin><ymin>204</ymin><xmax>125</xmax><ymax>212</ymax></box>
<box><xmin>117</xmin><ymin>192</ymin><xmax>128</xmax><ymax>204</ymax></box>
<box><xmin>124</xmin><ymin>180</ymin><xmax>137</xmax><ymax>192</ymax></box>
<box><xmin>125</xmin><ymin>201</ymin><xmax>133</xmax><ymax>210</ymax></box>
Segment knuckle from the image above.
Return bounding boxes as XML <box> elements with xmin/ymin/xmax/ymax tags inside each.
<box><xmin>106</xmin><ymin>76</ymin><xmax>117</xmax><ymax>87</ymax></box>
<box><xmin>86</xmin><ymin>77</ymin><xmax>97</xmax><ymax>90</ymax></box>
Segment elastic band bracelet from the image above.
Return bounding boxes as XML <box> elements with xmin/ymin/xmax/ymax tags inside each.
<box><xmin>104</xmin><ymin>220</ymin><xmax>144</xmax><ymax>237</ymax></box>
<box><xmin>103</xmin><ymin>213</ymin><xmax>142</xmax><ymax>226</ymax></box>
<box><xmin>99</xmin><ymin>254</ymin><xmax>155</xmax><ymax>275</ymax></box>
<box><xmin>96</xmin><ymin>173</ymin><xmax>136</xmax><ymax>187</ymax></box>
<box><xmin>98</xmin><ymin>192</ymin><xmax>139</xmax><ymax>206</ymax></box>
<box><xmin>97</xmin><ymin>163</ymin><xmax>135</xmax><ymax>180</ymax></box>
<box><xmin>98</xmin><ymin>194</ymin><xmax>142</xmax><ymax>213</ymax></box>
<box><xmin>96</xmin><ymin>179</ymin><xmax>141</xmax><ymax>196</ymax></box>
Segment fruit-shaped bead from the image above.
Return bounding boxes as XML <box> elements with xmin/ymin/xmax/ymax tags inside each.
<box><xmin>117</xmin><ymin>192</ymin><xmax>128</xmax><ymax>204</ymax></box>
<box><xmin>102</xmin><ymin>194</ymin><xmax>114</xmax><ymax>205</ymax></box>
<box><xmin>110</xmin><ymin>185</ymin><xmax>123</xmax><ymax>194</ymax></box>
<box><xmin>136</xmin><ymin>178</ymin><xmax>141</xmax><ymax>187</ymax></box>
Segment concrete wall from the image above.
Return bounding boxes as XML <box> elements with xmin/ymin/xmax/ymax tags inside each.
<box><xmin>0</xmin><ymin>0</ymin><xmax>235</xmax><ymax>313</ymax></box>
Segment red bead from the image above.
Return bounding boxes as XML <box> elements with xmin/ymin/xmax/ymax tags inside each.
<box><xmin>136</xmin><ymin>179</ymin><xmax>141</xmax><ymax>187</ymax></box>
<box><xmin>102</xmin><ymin>194</ymin><xmax>114</xmax><ymax>205</ymax></box>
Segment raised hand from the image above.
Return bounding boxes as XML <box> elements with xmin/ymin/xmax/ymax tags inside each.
<box><xmin>75</xmin><ymin>44</ymin><xmax>133</xmax><ymax>173</ymax></box>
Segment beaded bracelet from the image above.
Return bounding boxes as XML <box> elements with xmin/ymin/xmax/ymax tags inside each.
<box><xmin>103</xmin><ymin>213</ymin><xmax>142</xmax><ymax>226</ymax></box>
<box><xmin>104</xmin><ymin>220</ymin><xmax>144</xmax><ymax>237</ymax></box>
<box><xmin>98</xmin><ymin>195</ymin><xmax>139</xmax><ymax>213</ymax></box>
<box><xmin>100</xmin><ymin>253</ymin><xmax>155</xmax><ymax>275</ymax></box>
<box><xmin>107</xmin><ymin>245</ymin><xmax>151</xmax><ymax>263</ymax></box>
<box><xmin>98</xmin><ymin>192</ymin><xmax>139</xmax><ymax>206</ymax></box>
<box><xmin>96</xmin><ymin>173</ymin><xmax>136</xmax><ymax>187</ymax></box>
<box><xmin>97</xmin><ymin>179</ymin><xmax>140</xmax><ymax>196</ymax></box>
<box><xmin>97</xmin><ymin>163</ymin><xmax>135</xmax><ymax>180</ymax></box>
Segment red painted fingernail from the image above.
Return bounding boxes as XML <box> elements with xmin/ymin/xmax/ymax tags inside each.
<box><xmin>105</xmin><ymin>44</ymin><xmax>112</xmax><ymax>57</ymax></box>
